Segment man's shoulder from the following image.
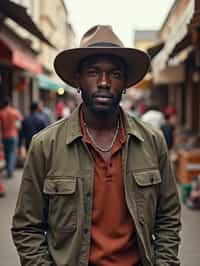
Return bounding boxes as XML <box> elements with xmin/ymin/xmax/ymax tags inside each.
<box><xmin>128</xmin><ymin>115</ymin><xmax>167</xmax><ymax>156</ymax></box>
<box><xmin>33</xmin><ymin>118</ymin><xmax>68</xmax><ymax>142</ymax></box>
<box><xmin>128</xmin><ymin>114</ymin><xmax>164</xmax><ymax>140</ymax></box>
<box><xmin>7</xmin><ymin>106</ymin><xmax>22</xmax><ymax>118</ymax></box>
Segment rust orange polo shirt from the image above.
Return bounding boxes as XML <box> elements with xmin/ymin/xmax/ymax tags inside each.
<box><xmin>80</xmin><ymin>108</ymin><xmax>141</xmax><ymax>266</ymax></box>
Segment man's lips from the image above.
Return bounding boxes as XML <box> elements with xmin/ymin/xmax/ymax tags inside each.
<box><xmin>93</xmin><ymin>94</ymin><xmax>113</xmax><ymax>99</ymax></box>
<box><xmin>93</xmin><ymin>94</ymin><xmax>113</xmax><ymax>103</ymax></box>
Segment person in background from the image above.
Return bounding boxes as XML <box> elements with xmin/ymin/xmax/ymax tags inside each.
<box><xmin>38</xmin><ymin>100</ymin><xmax>53</xmax><ymax>124</ymax></box>
<box><xmin>161</xmin><ymin>113</ymin><xmax>175</xmax><ymax>150</ymax></box>
<box><xmin>0</xmin><ymin>97</ymin><xmax>23</xmax><ymax>178</ymax></box>
<box><xmin>165</xmin><ymin>104</ymin><xmax>176</xmax><ymax>118</ymax></box>
<box><xmin>136</xmin><ymin>99</ymin><xmax>147</xmax><ymax>117</ymax></box>
<box><xmin>0</xmin><ymin>171</ymin><xmax>6</xmax><ymax>196</ymax></box>
<box><xmin>63</xmin><ymin>97</ymin><xmax>78</xmax><ymax>119</ymax></box>
<box><xmin>165</xmin><ymin>104</ymin><xmax>177</xmax><ymax>126</ymax></box>
<box><xmin>56</xmin><ymin>99</ymin><xmax>65</xmax><ymax>120</ymax></box>
<box><xmin>141</xmin><ymin>104</ymin><xmax>165</xmax><ymax>129</ymax></box>
<box><xmin>19</xmin><ymin>101</ymin><xmax>48</xmax><ymax>150</ymax></box>
<box><xmin>12</xmin><ymin>25</ymin><xmax>181</xmax><ymax>266</ymax></box>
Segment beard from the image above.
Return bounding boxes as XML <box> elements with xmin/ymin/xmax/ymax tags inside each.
<box><xmin>80</xmin><ymin>87</ymin><xmax>123</xmax><ymax>116</ymax></box>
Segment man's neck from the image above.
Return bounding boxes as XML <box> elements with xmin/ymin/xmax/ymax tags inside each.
<box><xmin>82</xmin><ymin>105</ymin><xmax>120</xmax><ymax>130</ymax></box>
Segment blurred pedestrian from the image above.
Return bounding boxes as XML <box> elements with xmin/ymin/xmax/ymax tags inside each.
<box><xmin>141</xmin><ymin>104</ymin><xmax>165</xmax><ymax>129</ymax></box>
<box><xmin>12</xmin><ymin>25</ymin><xmax>181</xmax><ymax>266</ymax></box>
<box><xmin>0</xmin><ymin>179</ymin><xmax>5</xmax><ymax>197</ymax></box>
<box><xmin>161</xmin><ymin>113</ymin><xmax>175</xmax><ymax>150</ymax></box>
<box><xmin>38</xmin><ymin>100</ymin><xmax>53</xmax><ymax>124</ymax></box>
<box><xmin>56</xmin><ymin>99</ymin><xmax>64</xmax><ymax>120</ymax></box>
<box><xmin>63</xmin><ymin>97</ymin><xmax>77</xmax><ymax>118</ymax></box>
<box><xmin>0</xmin><ymin>97</ymin><xmax>22</xmax><ymax>178</ymax></box>
<box><xmin>165</xmin><ymin>104</ymin><xmax>177</xmax><ymax>126</ymax></box>
<box><xmin>165</xmin><ymin>103</ymin><xmax>176</xmax><ymax>118</ymax></box>
<box><xmin>19</xmin><ymin>101</ymin><xmax>48</xmax><ymax>150</ymax></box>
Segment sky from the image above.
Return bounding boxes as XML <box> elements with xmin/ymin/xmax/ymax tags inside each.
<box><xmin>65</xmin><ymin>0</ymin><xmax>175</xmax><ymax>47</ymax></box>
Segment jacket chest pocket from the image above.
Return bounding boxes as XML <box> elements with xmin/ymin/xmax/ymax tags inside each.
<box><xmin>43</xmin><ymin>178</ymin><xmax>77</xmax><ymax>232</ymax></box>
<box><xmin>132</xmin><ymin>169</ymin><xmax>161</xmax><ymax>225</ymax></box>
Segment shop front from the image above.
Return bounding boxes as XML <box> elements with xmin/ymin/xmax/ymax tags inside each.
<box><xmin>151</xmin><ymin>0</ymin><xmax>200</xmax><ymax>134</ymax></box>
<box><xmin>0</xmin><ymin>26</ymin><xmax>42</xmax><ymax>115</ymax></box>
<box><xmin>37</xmin><ymin>74</ymin><xmax>77</xmax><ymax>118</ymax></box>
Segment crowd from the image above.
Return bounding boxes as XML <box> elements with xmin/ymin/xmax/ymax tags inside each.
<box><xmin>0</xmin><ymin>95</ymin><xmax>78</xmax><ymax>197</ymax></box>
<box><xmin>121</xmin><ymin>98</ymin><xmax>176</xmax><ymax>151</ymax></box>
<box><xmin>121</xmin><ymin>96</ymin><xmax>200</xmax><ymax>210</ymax></box>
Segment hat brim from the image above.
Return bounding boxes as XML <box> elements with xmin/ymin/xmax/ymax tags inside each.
<box><xmin>54</xmin><ymin>47</ymin><xmax>150</xmax><ymax>88</ymax></box>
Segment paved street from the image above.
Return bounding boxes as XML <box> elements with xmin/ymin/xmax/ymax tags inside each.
<box><xmin>0</xmin><ymin>169</ymin><xmax>200</xmax><ymax>266</ymax></box>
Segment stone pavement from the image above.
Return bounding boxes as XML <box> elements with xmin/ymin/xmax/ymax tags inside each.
<box><xmin>0</xmin><ymin>169</ymin><xmax>200</xmax><ymax>266</ymax></box>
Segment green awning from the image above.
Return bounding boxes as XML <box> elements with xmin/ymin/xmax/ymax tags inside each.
<box><xmin>38</xmin><ymin>74</ymin><xmax>77</xmax><ymax>94</ymax></box>
<box><xmin>38</xmin><ymin>74</ymin><xmax>63</xmax><ymax>91</ymax></box>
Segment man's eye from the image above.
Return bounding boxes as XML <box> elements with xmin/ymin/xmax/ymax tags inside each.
<box><xmin>87</xmin><ymin>69</ymin><xmax>98</xmax><ymax>76</ymax></box>
<box><xmin>111</xmin><ymin>71</ymin><xmax>122</xmax><ymax>79</ymax></box>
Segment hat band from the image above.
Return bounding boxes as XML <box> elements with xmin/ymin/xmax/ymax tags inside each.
<box><xmin>88</xmin><ymin>42</ymin><xmax>121</xmax><ymax>48</ymax></box>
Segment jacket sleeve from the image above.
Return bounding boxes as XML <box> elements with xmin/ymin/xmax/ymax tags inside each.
<box><xmin>11</xmin><ymin>135</ymin><xmax>54</xmax><ymax>266</ymax></box>
<box><xmin>153</xmin><ymin>133</ymin><xmax>181</xmax><ymax>266</ymax></box>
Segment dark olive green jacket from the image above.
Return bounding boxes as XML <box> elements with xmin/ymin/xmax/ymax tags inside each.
<box><xmin>12</xmin><ymin>106</ymin><xmax>181</xmax><ymax>266</ymax></box>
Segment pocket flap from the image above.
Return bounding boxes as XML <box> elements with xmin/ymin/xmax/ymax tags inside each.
<box><xmin>43</xmin><ymin>178</ymin><xmax>76</xmax><ymax>195</ymax></box>
<box><xmin>133</xmin><ymin>170</ymin><xmax>161</xmax><ymax>187</ymax></box>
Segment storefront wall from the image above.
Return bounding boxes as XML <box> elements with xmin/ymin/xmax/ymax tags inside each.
<box><xmin>0</xmin><ymin>65</ymin><xmax>12</xmax><ymax>99</ymax></box>
<box><xmin>0</xmin><ymin>26</ymin><xmax>41</xmax><ymax>115</ymax></box>
<box><xmin>151</xmin><ymin>0</ymin><xmax>200</xmax><ymax>135</ymax></box>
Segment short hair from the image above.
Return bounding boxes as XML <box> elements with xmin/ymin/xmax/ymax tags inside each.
<box><xmin>2</xmin><ymin>96</ymin><xmax>10</xmax><ymax>106</ymax></box>
<box><xmin>30</xmin><ymin>101</ymin><xmax>38</xmax><ymax>112</ymax></box>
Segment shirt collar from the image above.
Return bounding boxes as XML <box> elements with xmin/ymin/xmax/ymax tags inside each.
<box><xmin>65</xmin><ymin>104</ymin><xmax>144</xmax><ymax>145</ymax></box>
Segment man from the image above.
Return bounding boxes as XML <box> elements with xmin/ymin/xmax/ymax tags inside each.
<box><xmin>0</xmin><ymin>97</ymin><xmax>22</xmax><ymax>178</ymax></box>
<box><xmin>19</xmin><ymin>101</ymin><xmax>48</xmax><ymax>150</ymax></box>
<box><xmin>12</xmin><ymin>25</ymin><xmax>181</xmax><ymax>266</ymax></box>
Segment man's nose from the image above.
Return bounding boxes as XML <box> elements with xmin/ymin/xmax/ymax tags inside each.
<box><xmin>97</xmin><ymin>72</ymin><xmax>111</xmax><ymax>88</ymax></box>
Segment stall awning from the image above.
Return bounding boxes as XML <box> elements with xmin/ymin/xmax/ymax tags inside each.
<box><xmin>38</xmin><ymin>74</ymin><xmax>77</xmax><ymax>94</ymax></box>
<box><xmin>13</xmin><ymin>49</ymin><xmax>42</xmax><ymax>74</ymax></box>
<box><xmin>152</xmin><ymin>0</ymin><xmax>195</xmax><ymax>73</ymax></box>
<box><xmin>170</xmin><ymin>33</ymin><xmax>191</xmax><ymax>58</ymax></box>
<box><xmin>38</xmin><ymin>74</ymin><xmax>63</xmax><ymax>91</ymax></box>
<box><xmin>0</xmin><ymin>0</ymin><xmax>54</xmax><ymax>48</ymax></box>
<box><xmin>147</xmin><ymin>41</ymin><xmax>164</xmax><ymax>59</ymax></box>
<box><xmin>153</xmin><ymin>64</ymin><xmax>185</xmax><ymax>85</ymax></box>
<box><xmin>0</xmin><ymin>37</ymin><xmax>42</xmax><ymax>74</ymax></box>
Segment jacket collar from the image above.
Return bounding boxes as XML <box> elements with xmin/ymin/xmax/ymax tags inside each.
<box><xmin>65</xmin><ymin>104</ymin><xmax>144</xmax><ymax>145</ymax></box>
<box><xmin>123</xmin><ymin>112</ymin><xmax>144</xmax><ymax>142</ymax></box>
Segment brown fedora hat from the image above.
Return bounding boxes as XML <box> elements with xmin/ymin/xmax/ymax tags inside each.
<box><xmin>54</xmin><ymin>25</ymin><xmax>150</xmax><ymax>88</ymax></box>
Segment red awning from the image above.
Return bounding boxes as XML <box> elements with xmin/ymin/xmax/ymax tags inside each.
<box><xmin>12</xmin><ymin>49</ymin><xmax>42</xmax><ymax>74</ymax></box>
<box><xmin>0</xmin><ymin>37</ymin><xmax>42</xmax><ymax>74</ymax></box>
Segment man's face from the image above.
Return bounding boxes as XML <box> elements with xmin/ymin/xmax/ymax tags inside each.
<box><xmin>76</xmin><ymin>55</ymin><xmax>127</xmax><ymax>115</ymax></box>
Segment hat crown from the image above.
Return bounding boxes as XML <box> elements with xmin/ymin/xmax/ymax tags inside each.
<box><xmin>80</xmin><ymin>25</ymin><xmax>124</xmax><ymax>48</ymax></box>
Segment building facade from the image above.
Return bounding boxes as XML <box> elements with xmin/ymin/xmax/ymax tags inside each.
<box><xmin>0</xmin><ymin>0</ymin><xmax>75</xmax><ymax>115</ymax></box>
<box><xmin>150</xmin><ymin>0</ymin><xmax>200</xmax><ymax>135</ymax></box>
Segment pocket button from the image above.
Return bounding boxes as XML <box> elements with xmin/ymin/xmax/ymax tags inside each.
<box><xmin>150</xmin><ymin>176</ymin><xmax>154</xmax><ymax>184</ymax></box>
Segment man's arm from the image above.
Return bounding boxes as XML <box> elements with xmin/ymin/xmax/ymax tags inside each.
<box><xmin>153</xmin><ymin>133</ymin><xmax>181</xmax><ymax>266</ymax></box>
<box><xmin>11</xmin><ymin>135</ymin><xmax>53</xmax><ymax>266</ymax></box>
